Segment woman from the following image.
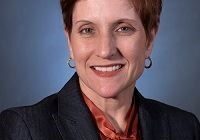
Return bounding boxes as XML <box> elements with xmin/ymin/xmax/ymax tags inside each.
<box><xmin>0</xmin><ymin>0</ymin><xmax>199</xmax><ymax>139</ymax></box>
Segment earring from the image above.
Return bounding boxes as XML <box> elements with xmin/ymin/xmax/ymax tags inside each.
<box><xmin>67</xmin><ymin>57</ymin><xmax>75</xmax><ymax>68</ymax></box>
<box><xmin>145</xmin><ymin>57</ymin><xmax>152</xmax><ymax>69</ymax></box>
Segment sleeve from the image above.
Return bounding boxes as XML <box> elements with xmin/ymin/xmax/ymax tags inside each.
<box><xmin>0</xmin><ymin>110</ymin><xmax>32</xmax><ymax>140</ymax></box>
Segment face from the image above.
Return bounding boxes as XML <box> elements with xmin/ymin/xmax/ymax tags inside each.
<box><xmin>67</xmin><ymin>0</ymin><xmax>154</xmax><ymax>98</ymax></box>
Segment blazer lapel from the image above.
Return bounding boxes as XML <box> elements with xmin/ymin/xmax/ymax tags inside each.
<box><xmin>53</xmin><ymin>73</ymin><xmax>100</xmax><ymax>140</ymax></box>
<box><xmin>52</xmin><ymin>73</ymin><xmax>170</xmax><ymax>140</ymax></box>
<box><xmin>135</xmin><ymin>89</ymin><xmax>170</xmax><ymax>140</ymax></box>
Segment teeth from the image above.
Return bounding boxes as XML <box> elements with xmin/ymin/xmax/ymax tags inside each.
<box><xmin>93</xmin><ymin>65</ymin><xmax>122</xmax><ymax>72</ymax></box>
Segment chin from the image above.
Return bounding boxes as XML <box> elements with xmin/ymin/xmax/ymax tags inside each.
<box><xmin>95</xmin><ymin>87</ymin><xmax>123</xmax><ymax>99</ymax></box>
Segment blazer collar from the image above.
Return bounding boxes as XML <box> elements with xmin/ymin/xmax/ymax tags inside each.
<box><xmin>135</xmin><ymin>90</ymin><xmax>170</xmax><ymax>140</ymax></box>
<box><xmin>54</xmin><ymin>73</ymin><xmax>169</xmax><ymax>140</ymax></box>
<box><xmin>54</xmin><ymin>73</ymin><xmax>100</xmax><ymax>140</ymax></box>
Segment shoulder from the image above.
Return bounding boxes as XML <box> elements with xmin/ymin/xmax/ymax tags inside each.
<box><xmin>1</xmin><ymin>93</ymin><xmax>58</xmax><ymax>120</ymax></box>
<box><xmin>136</xmin><ymin>90</ymin><xmax>198</xmax><ymax>121</ymax></box>
<box><xmin>142</xmin><ymin>97</ymin><xmax>200</xmax><ymax>138</ymax></box>
<box><xmin>0</xmin><ymin>93</ymin><xmax>58</xmax><ymax>140</ymax></box>
<box><xmin>143</xmin><ymin>97</ymin><xmax>198</xmax><ymax>120</ymax></box>
<box><xmin>0</xmin><ymin>109</ymin><xmax>32</xmax><ymax>140</ymax></box>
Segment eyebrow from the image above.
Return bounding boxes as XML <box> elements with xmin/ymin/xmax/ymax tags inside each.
<box><xmin>75</xmin><ymin>20</ymin><xmax>93</xmax><ymax>25</ymax></box>
<box><xmin>74</xmin><ymin>18</ymin><xmax>138</xmax><ymax>26</ymax></box>
<box><xmin>115</xmin><ymin>18</ymin><xmax>137</xmax><ymax>23</ymax></box>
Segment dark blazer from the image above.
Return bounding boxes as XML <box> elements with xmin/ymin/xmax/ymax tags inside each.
<box><xmin>0</xmin><ymin>73</ymin><xmax>200</xmax><ymax>140</ymax></box>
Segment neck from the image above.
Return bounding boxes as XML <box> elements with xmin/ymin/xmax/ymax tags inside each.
<box><xmin>79</xmin><ymin>80</ymin><xmax>135</xmax><ymax>132</ymax></box>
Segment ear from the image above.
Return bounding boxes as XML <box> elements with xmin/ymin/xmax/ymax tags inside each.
<box><xmin>64</xmin><ymin>30</ymin><xmax>74</xmax><ymax>59</ymax></box>
<box><xmin>145</xmin><ymin>29</ymin><xmax>157</xmax><ymax>58</ymax></box>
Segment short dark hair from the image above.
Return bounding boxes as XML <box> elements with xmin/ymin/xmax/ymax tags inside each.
<box><xmin>60</xmin><ymin>0</ymin><xmax>162</xmax><ymax>41</ymax></box>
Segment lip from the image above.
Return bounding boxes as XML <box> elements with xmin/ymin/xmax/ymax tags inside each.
<box><xmin>90</xmin><ymin>64</ymin><xmax>125</xmax><ymax>77</ymax></box>
<box><xmin>90</xmin><ymin>63</ymin><xmax>124</xmax><ymax>67</ymax></box>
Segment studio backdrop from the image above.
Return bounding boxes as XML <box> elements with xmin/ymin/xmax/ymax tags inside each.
<box><xmin>0</xmin><ymin>0</ymin><xmax>200</xmax><ymax>120</ymax></box>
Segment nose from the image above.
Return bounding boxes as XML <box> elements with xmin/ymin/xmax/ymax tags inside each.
<box><xmin>96</xmin><ymin>34</ymin><xmax>118</xmax><ymax>59</ymax></box>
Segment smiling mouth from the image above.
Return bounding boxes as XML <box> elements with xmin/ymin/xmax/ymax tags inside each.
<box><xmin>91</xmin><ymin>64</ymin><xmax>124</xmax><ymax>72</ymax></box>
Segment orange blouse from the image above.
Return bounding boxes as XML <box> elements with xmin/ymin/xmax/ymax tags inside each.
<box><xmin>82</xmin><ymin>94</ymin><xmax>140</xmax><ymax>140</ymax></box>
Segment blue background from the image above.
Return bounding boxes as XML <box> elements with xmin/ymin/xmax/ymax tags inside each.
<box><xmin>0</xmin><ymin>0</ymin><xmax>200</xmax><ymax>120</ymax></box>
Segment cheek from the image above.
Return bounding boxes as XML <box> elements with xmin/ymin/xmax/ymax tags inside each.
<box><xmin>117</xmin><ymin>36</ymin><xmax>147</xmax><ymax>61</ymax></box>
<box><xmin>118</xmin><ymin>35</ymin><xmax>147</xmax><ymax>82</ymax></box>
<box><xmin>70</xmin><ymin>38</ymin><xmax>93</xmax><ymax>62</ymax></box>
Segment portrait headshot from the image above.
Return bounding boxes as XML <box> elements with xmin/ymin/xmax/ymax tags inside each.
<box><xmin>0</xmin><ymin>0</ymin><xmax>200</xmax><ymax>140</ymax></box>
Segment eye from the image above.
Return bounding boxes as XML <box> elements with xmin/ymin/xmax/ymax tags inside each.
<box><xmin>116</xmin><ymin>26</ymin><xmax>135</xmax><ymax>32</ymax></box>
<box><xmin>115</xmin><ymin>24</ymin><xmax>136</xmax><ymax>35</ymax></box>
<box><xmin>117</xmin><ymin>27</ymin><xmax>131</xmax><ymax>32</ymax></box>
<box><xmin>79</xmin><ymin>28</ymin><xmax>95</xmax><ymax>35</ymax></box>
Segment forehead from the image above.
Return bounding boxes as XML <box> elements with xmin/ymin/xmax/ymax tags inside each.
<box><xmin>72</xmin><ymin>0</ymin><xmax>140</xmax><ymax>23</ymax></box>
